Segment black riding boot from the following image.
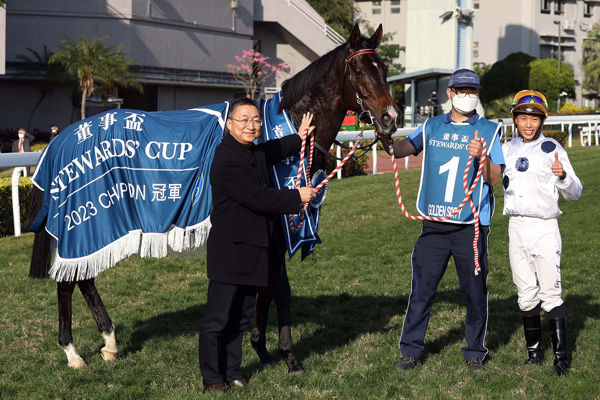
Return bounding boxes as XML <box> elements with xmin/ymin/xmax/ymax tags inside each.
<box><xmin>549</xmin><ymin>317</ymin><xmax>569</xmax><ymax>376</ymax></box>
<box><xmin>522</xmin><ymin>315</ymin><xmax>543</xmax><ymax>364</ymax></box>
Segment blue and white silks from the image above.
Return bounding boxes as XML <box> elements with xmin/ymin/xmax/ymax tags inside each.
<box><xmin>31</xmin><ymin>104</ymin><xmax>229</xmax><ymax>281</ymax></box>
<box><xmin>262</xmin><ymin>92</ymin><xmax>324</xmax><ymax>259</ymax></box>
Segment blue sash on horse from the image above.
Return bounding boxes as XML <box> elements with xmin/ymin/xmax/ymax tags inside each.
<box><xmin>262</xmin><ymin>92</ymin><xmax>324</xmax><ymax>259</ymax></box>
<box><xmin>31</xmin><ymin>104</ymin><xmax>229</xmax><ymax>281</ymax></box>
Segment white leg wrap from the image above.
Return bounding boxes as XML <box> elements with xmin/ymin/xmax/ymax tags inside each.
<box><xmin>100</xmin><ymin>327</ymin><xmax>118</xmax><ymax>361</ymax></box>
<box><xmin>62</xmin><ymin>343</ymin><xmax>86</xmax><ymax>369</ymax></box>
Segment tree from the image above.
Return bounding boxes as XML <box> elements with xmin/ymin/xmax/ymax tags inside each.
<box><xmin>479</xmin><ymin>52</ymin><xmax>535</xmax><ymax>104</ymax></box>
<box><xmin>581</xmin><ymin>23</ymin><xmax>600</xmax><ymax>98</ymax></box>
<box><xmin>473</xmin><ymin>62</ymin><xmax>491</xmax><ymax>79</ymax></box>
<box><xmin>16</xmin><ymin>45</ymin><xmax>73</xmax><ymax>131</ymax></box>
<box><xmin>227</xmin><ymin>49</ymin><xmax>289</xmax><ymax>100</ymax></box>
<box><xmin>305</xmin><ymin>0</ymin><xmax>355</xmax><ymax>38</ymax></box>
<box><xmin>50</xmin><ymin>35</ymin><xmax>141</xmax><ymax>120</ymax></box>
<box><xmin>528</xmin><ymin>58</ymin><xmax>575</xmax><ymax>112</ymax></box>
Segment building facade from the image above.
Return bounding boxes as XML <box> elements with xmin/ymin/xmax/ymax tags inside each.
<box><xmin>0</xmin><ymin>0</ymin><xmax>344</xmax><ymax>132</ymax></box>
<box><xmin>355</xmin><ymin>0</ymin><xmax>600</xmax><ymax>122</ymax></box>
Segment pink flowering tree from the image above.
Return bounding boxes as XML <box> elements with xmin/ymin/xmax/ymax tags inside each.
<box><xmin>227</xmin><ymin>49</ymin><xmax>290</xmax><ymax>100</ymax></box>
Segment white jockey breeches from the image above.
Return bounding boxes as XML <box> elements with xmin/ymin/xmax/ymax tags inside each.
<box><xmin>508</xmin><ymin>216</ymin><xmax>563</xmax><ymax>313</ymax></box>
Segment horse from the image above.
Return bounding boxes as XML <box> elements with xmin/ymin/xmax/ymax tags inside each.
<box><xmin>249</xmin><ymin>23</ymin><xmax>398</xmax><ymax>373</ymax></box>
<box><xmin>28</xmin><ymin>23</ymin><xmax>399</xmax><ymax>370</ymax></box>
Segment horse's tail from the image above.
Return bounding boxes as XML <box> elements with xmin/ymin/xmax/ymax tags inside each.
<box><xmin>28</xmin><ymin>186</ymin><xmax>51</xmax><ymax>279</ymax></box>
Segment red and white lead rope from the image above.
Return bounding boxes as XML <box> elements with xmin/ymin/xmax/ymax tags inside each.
<box><xmin>389</xmin><ymin>138</ymin><xmax>487</xmax><ymax>275</ymax></box>
<box><xmin>289</xmin><ymin>129</ymin><xmax>363</xmax><ymax>232</ymax></box>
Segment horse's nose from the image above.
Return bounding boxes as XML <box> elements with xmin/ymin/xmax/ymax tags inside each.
<box><xmin>382</xmin><ymin>107</ymin><xmax>398</xmax><ymax>130</ymax></box>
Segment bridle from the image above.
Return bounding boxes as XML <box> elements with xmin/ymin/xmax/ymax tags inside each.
<box><xmin>312</xmin><ymin>48</ymin><xmax>389</xmax><ymax>161</ymax></box>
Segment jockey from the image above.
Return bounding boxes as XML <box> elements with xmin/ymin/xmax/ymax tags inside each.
<box><xmin>502</xmin><ymin>90</ymin><xmax>583</xmax><ymax>376</ymax></box>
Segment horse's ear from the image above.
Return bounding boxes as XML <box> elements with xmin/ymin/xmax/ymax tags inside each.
<box><xmin>369</xmin><ymin>24</ymin><xmax>383</xmax><ymax>49</ymax></box>
<box><xmin>349</xmin><ymin>23</ymin><xmax>361</xmax><ymax>48</ymax></box>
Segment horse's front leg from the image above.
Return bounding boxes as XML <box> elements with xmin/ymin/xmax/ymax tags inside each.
<box><xmin>58</xmin><ymin>281</ymin><xmax>86</xmax><ymax>368</ymax></box>
<box><xmin>274</xmin><ymin>266</ymin><xmax>305</xmax><ymax>374</ymax></box>
<box><xmin>77</xmin><ymin>278</ymin><xmax>117</xmax><ymax>361</ymax></box>
<box><xmin>250</xmin><ymin>288</ymin><xmax>275</xmax><ymax>364</ymax></box>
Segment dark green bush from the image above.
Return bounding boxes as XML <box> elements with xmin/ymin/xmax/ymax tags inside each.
<box><xmin>0</xmin><ymin>176</ymin><xmax>34</xmax><ymax>237</ymax></box>
<box><xmin>325</xmin><ymin>147</ymin><xmax>368</xmax><ymax>178</ymax></box>
<box><xmin>542</xmin><ymin>130</ymin><xmax>567</xmax><ymax>146</ymax></box>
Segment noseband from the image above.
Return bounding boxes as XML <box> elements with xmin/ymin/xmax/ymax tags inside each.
<box><xmin>344</xmin><ymin>49</ymin><xmax>377</xmax><ymax>126</ymax></box>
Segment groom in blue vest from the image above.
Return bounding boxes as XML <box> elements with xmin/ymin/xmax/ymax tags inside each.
<box><xmin>386</xmin><ymin>69</ymin><xmax>505</xmax><ymax>371</ymax></box>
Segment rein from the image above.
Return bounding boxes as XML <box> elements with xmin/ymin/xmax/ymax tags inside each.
<box><xmin>310</xmin><ymin>48</ymin><xmax>382</xmax><ymax>162</ymax></box>
<box><xmin>288</xmin><ymin>128</ymin><xmax>363</xmax><ymax>232</ymax></box>
<box><xmin>286</xmin><ymin>48</ymin><xmax>381</xmax><ymax>232</ymax></box>
<box><xmin>388</xmin><ymin>137</ymin><xmax>488</xmax><ymax>276</ymax></box>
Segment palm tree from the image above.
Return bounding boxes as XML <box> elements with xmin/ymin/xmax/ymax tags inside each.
<box><xmin>16</xmin><ymin>45</ymin><xmax>74</xmax><ymax>131</ymax></box>
<box><xmin>50</xmin><ymin>35</ymin><xmax>141</xmax><ymax>120</ymax></box>
<box><xmin>582</xmin><ymin>23</ymin><xmax>600</xmax><ymax>101</ymax></box>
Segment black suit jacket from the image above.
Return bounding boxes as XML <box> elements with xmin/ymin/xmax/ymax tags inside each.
<box><xmin>207</xmin><ymin>132</ymin><xmax>303</xmax><ymax>287</ymax></box>
<box><xmin>12</xmin><ymin>137</ymin><xmax>31</xmax><ymax>153</ymax></box>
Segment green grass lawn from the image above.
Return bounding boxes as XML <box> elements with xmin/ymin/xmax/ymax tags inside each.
<box><xmin>1</xmin><ymin>146</ymin><xmax>599</xmax><ymax>399</ymax></box>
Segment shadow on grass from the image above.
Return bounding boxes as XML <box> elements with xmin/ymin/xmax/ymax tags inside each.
<box><xmin>118</xmin><ymin>291</ymin><xmax>598</xmax><ymax>372</ymax></box>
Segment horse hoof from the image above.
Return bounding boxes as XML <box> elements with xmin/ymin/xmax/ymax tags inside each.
<box><xmin>287</xmin><ymin>365</ymin><xmax>306</xmax><ymax>375</ymax></box>
<box><xmin>100</xmin><ymin>349</ymin><xmax>118</xmax><ymax>361</ymax></box>
<box><xmin>67</xmin><ymin>358</ymin><xmax>87</xmax><ymax>369</ymax></box>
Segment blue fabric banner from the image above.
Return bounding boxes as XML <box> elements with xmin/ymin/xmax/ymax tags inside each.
<box><xmin>31</xmin><ymin>104</ymin><xmax>228</xmax><ymax>281</ymax></box>
<box><xmin>261</xmin><ymin>92</ymin><xmax>324</xmax><ymax>259</ymax></box>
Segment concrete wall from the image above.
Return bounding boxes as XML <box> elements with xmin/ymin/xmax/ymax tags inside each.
<box><xmin>405</xmin><ymin>0</ymin><xmax>463</xmax><ymax>72</ymax></box>
<box><xmin>475</xmin><ymin>0</ymin><xmax>600</xmax><ymax>106</ymax></box>
<box><xmin>5</xmin><ymin>0</ymin><xmax>253</xmax><ymax>72</ymax></box>
<box><xmin>0</xmin><ymin>5</ymin><xmax>5</xmax><ymax>75</ymax></box>
<box><xmin>355</xmin><ymin>0</ymin><xmax>407</xmax><ymax>68</ymax></box>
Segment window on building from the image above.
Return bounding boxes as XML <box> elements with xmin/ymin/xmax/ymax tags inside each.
<box><xmin>372</xmin><ymin>1</ymin><xmax>381</xmax><ymax>5</ymax></box>
<box><xmin>373</xmin><ymin>8</ymin><xmax>381</xmax><ymax>14</ymax></box>
<box><xmin>541</xmin><ymin>0</ymin><xmax>551</xmax><ymax>13</ymax></box>
<box><xmin>391</xmin><ymin>0</ymin><xmax>400</xmax><ymax>5</ymax></box>
<box><xmin>555</xmin><ymin>0</ymin><xmax>564</xmax><ymax>14</ymax></box>
<box><xmin>584</xmin><ymin>1</ymin><xmax>593</xmax><ymax>17</ymax></box>
<box><xmin>391</xmin><ymin>7</ymin><xmax>400</xmax><ymax>13</ymax></box>
<box><xmin>474</xmin><ymin>0</ymin><xmax>480</xmax><ymax>9</ymax></box>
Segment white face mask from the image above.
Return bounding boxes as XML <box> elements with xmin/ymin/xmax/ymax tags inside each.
<box><xmin>451</xmin><ymin>94</ymin><xmax>479</xmax><ymax>114</ymax></box>
<box><xmin>18</xmin><ymin>133</ymin><xmax>25</xmax><ymax>139</ymax></box>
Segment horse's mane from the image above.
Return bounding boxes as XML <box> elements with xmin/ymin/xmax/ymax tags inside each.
<box><xmin>279</xmin><ymin>35</ymin><xmax>373</xmax><ymax>112</ymax></box>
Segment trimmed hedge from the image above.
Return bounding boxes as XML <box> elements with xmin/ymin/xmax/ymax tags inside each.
<box><xmin>0</xmin><ymin>176</ymin><xmax>34</xmax><ymax>237</ymax></box>
<box><xmin>543</xmin><ymin>130</ymin><xmax>567</xmax><ymax>146</ymax></box>
<box><xmin>325</xmin><ymin>148</ymin><xmax>368</xmax><ymax>178</ymax></box>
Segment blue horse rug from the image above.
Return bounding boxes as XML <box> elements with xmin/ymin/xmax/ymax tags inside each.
<box><xmin>32</xmin><ymin>100</ymin><xmax>325</xmax><ymax>281</ymax></box>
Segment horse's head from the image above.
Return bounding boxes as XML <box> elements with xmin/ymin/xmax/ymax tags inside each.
<box><xmin>344</xmin><ymin>24</ymin><xmax>399</xmax><ymax>147</ymax></box>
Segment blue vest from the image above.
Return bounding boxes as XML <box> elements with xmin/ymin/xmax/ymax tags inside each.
<box><xmin>416</xmin><ymin>115</ymin><xmax>500</xmax><ymax>224</ymax></box>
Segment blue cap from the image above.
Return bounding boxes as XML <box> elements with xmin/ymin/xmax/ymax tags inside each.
<box><xmin>448</xmin><ymin>68</ymin><xmax>481</xmax><ymax>89</ymax></box>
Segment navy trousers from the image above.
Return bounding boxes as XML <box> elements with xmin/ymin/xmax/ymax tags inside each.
<box><xmin>400</xmin><ymin>220</ymin><xmax>490</xmax><ymax>361</ymax></box>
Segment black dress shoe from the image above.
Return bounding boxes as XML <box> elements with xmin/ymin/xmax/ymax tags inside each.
<box><xmin>466</xmin><ymin>358</ymin><xmax>485</xmax><ymax>371</ymax></box>
<box><xmin>227</xmin><ymin>378</ymin><xmax>248</xmax><ymax>388</ymax></box>
<box><xmin>203</xmin><ymin>383</ymin><xmax>226</xmax><ymax>393</ymax></box>
<box><xmin>396</xmin><ymin>355</ymin><xmax>421</xmax><ymax>370</ymax></box>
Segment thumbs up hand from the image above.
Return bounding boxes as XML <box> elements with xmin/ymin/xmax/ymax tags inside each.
<box><xmin>468</xmin><ymin>130</ymin><xmax>482</xmax><ymax>159</ymax></box>
<box><xmin>552</xmin><ymin>151</ymin><xmax>566</xmax><ymax>179</ymax></box>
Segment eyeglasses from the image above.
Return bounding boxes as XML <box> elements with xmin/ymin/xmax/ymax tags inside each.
<box><xmin>229</xmin><ymin>118</ymin><xmax>262</xmax><ymax>127</ymax></box>
<box><xmin>452</xmin><ymin>89</ymin><xmax>479</xmax><ymax>98</ymax></box>
<box><xmin>512</xmin><ymin>95</ymin><xmax>548</xmax><ymax>110</ymax></box>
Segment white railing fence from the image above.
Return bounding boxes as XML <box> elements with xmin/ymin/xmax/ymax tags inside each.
<box><xmin>2</xmin><ymin>114</ymin><xmax>599</xmax><ymax>236</ymax></box>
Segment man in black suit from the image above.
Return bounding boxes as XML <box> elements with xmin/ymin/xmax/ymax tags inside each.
<box><xmin>199</xmin><ymin>98</ymin><xmax>317</xmax><ymax>393</ymax></box>
<box><xmin>12</xmin><ymin>128</ymin><xmax>34</xmax><ymax>175</ymax></box>
<box><xmin>12</xmin><ymin>128</ymin><xmax>32</xmax><ymax>153</ymax></box>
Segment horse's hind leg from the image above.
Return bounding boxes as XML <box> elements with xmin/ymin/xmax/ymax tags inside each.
<box><xmin>58</xmin><ymin>281</ymin><xmax>86</xmax><ymax>368</ymax></box>
<box><xmin>77</xmin><ymin>278</ymin><xmax>117</xmax><ymax>361</ymax></box>
<box><xmin>274</xmin><ymin>266</ymin><xmax>305</xmax><ymax>374</ymax></box>
<box><xmin>250</xmin><ymin>288</ymin><xmax>275</xmax><ymax>364</ymax></box>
